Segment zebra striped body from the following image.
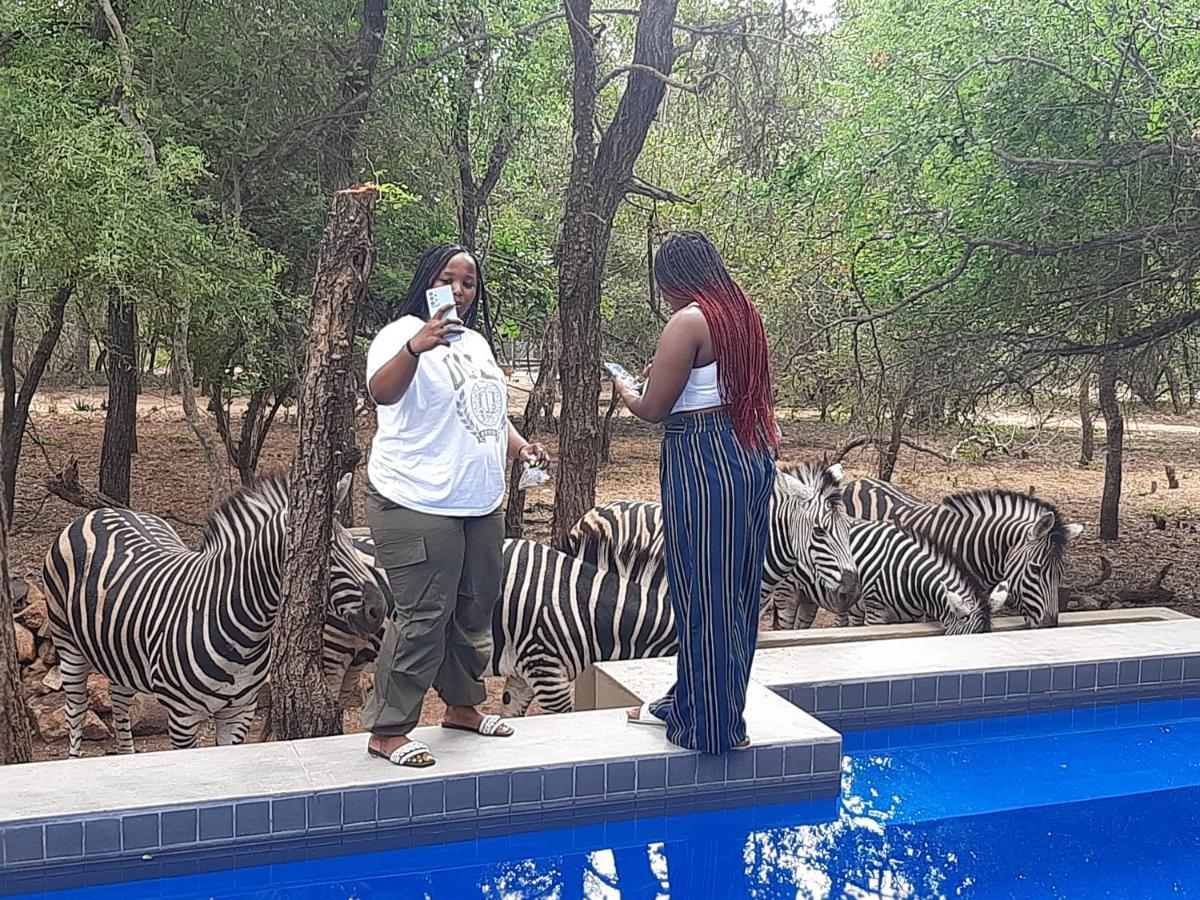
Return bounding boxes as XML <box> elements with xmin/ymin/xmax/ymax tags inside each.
<box><xmin>42</xmin><ymin>476</ymin><xmax>387</xmax><ymax>756</ymax></box>
<box><xmin>327</xmin><ymin>463</ymin><xmax>860</xmax><ymax>717</ymax></box>
<box><xmin>562</xmin><ymin>462</ymin><xmax>862</xmax><ymax>616</ymax></box>
<box><xmin>776</xmin><ymin>520</ymin><xmax>1010</xmax><ymax>635</ymax></box>
<box><xmin>842</xmin><ymin>479</ymin><xmax>1083</xmax><ymax>628</ymax></box>
<box><xmin>341</xmin><ymin>535</ymin><xmax>672</xmax><ymax>716</ymax></box>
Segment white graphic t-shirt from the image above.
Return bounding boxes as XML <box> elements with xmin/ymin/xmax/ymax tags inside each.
<box><xmin>366</xmin><ymin>315</ymin><xmax>508</xmax><ymax>516</ymax></box>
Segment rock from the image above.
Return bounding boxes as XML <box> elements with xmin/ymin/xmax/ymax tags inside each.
<box><xmin>42</xmin><ymin>666</ymin><xmax>63</xmax><ymax>692</ymax></box>
<box><xmin>1108</xmin><ymin>600</ymin><xmax>1125</xmax><ymax>610</ymax></box>
<box><xmin>28</xmin><ymin>693</ymin><xmax>66</xmax><ymax>741</ymax></box>
<box><xmin>29</xmin><ymin>694</ymin><xmax>111</xmax><ymax>743</ymax></box>
<box><xmin>25</xmin><ymin>657</ymin><xmax>47</xmax><ymax>678</ymax></box>
<box><xmin>38</xmin><ymin>638</ymin><xmax>58</xmax><ymax>667</ymax></box>
<box><xmin>87</xmin><ymin>674</ymin><xmax>113</xmax><ymax>715</ymax></box>
<box><xmin>84</xmin><ymin>714</ymin><xmax>111</xmax><ymax>741</ymax></box>
<box><xmin>1077</xmin><ymin>596</ymin><xmax>1104</xmax><ymax>612</ymax></box>
<box><xmin>131</xmin><ymin>694</ymin><xmax>170</xmax><ymax>737</ymax></box>
<box><xmin>14</xmin><ymin>592</ymin><xmax>47</xmax><ymax>635</ymax></box>
<box><xmin>14</xmin><ymin>623</ymin><xmax>35</xmax><ymax>663</ymax></box>
<box><xmin>8</xmin><ymin>578</ymin><xmax>29</xmax><ymax>609</ymax></box>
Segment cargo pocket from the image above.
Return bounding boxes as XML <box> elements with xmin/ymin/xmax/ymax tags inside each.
<box><xmin>374</xmin><ymin>536</ymin><xmax>429</xmax><ymax>621</ymax></box>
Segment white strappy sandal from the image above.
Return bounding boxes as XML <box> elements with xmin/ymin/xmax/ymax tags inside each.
<box><xmin>368</xmin><ymin>739</ymin><xmax>435</xmax><ymax>768</ymax></box>
<box><xmin>441</xmin><ymin>713</ymin><xmax>513</xmax><ymax>737</ymax></box>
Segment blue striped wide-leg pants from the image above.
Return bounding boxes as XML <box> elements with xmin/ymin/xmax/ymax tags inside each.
<box><xmin>649</xmin><ymin>412</ymin><xmax>775</xmax><ymax>754</ymax></box>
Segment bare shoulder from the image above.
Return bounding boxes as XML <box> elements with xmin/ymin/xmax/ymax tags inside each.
<box><xmin>665</xmin><ymin>304</ymin><xmax>710</xmax><ymax>337</ymax></box>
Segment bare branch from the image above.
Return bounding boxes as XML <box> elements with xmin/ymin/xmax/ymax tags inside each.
<box><xmin>992</xmin><ymin>143</ymin><xmax>1178</xmax><ymax>171</ymax></box>
<box><xmin>595</xmin><ymin>62</ymin><xmax>702</xmax><ymax>94</ymax></box>
<box><xmin>626</xmin><ymin>176</ymin><xmax>691</xmax><ymax>204</ymax></box>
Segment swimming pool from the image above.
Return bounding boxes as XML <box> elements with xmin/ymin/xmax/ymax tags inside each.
<box><xmin>24</xmin><ymin>695</ymin><xmax>1200</xmax><ymax>899</ymax></box>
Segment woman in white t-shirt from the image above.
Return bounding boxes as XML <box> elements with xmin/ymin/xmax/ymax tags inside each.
<box><xmin>362</xmin><ymin>244</ymin><xmax>548</xmax><ymax>769</ymax></box>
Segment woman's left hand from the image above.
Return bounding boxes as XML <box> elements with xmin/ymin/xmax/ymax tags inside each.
<box><xmin>520</xmin><ymin>442</ymin><xmax>550</xmax><ymax>468</ymax></box>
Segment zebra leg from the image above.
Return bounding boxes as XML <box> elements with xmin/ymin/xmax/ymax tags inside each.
<box><xmin>792</xmin><ymin>598</ymin><xmax>820</xmax><ymax>629</ymax></box>
<box><xmin>110</xmin><ymin>684</ymin><xmax>137</xmax><ymax>754</ymax></box>
<box><xmin>58</xmin><ymin>643</ymin><xmax>91</xmax><ymax>759</ymax></box>
<box><xmin>338</xmin><ymin>663</ymin><xmax>368</xmax><ymax>710</ymax></box>
<box><xmin>214</xmin><ymin>703</ymin><xmax>258</xmax><ymax>746</ymax></box>
<box><xmin>526</xmin><ymin>663</ymin><xmax>575</xmax><ymax>714</ymax></box>
<box><xmin>168</xmin><ymin>712</ymin><xmax>207</xmax><ymax>750</ymax></box>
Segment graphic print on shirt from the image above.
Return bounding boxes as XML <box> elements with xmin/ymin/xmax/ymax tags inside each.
<box><xmin>444</xmin><ymin>350</ymin><xmax>506</xmax><ymax>444</ymax></box>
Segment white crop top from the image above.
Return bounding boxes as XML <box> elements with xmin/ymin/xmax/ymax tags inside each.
<box><xmin>671</xmin><ymin>361</ymin><xmax>723</xmax><ymax>414</ymax></box>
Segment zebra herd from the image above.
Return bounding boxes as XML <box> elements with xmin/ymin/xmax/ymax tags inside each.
<box><xmin>40</xmin><ymin>463</ymin><xmax>1083</xmax><ymax>756</ymax></box>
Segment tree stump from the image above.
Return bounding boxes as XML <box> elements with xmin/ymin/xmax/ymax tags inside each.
<box><xmin>268</xmin><ymin>185</ymin><xmax>378</xmax><ymax>741</ymax></box>
<box><xmin>1166</xmin><ymin>465</ymin><xmax>1180</xmax><ymax>489</ymax></box>
<box><xmin>0</xmin><ymin>494</ymin><xmax>35</xmax><ymax>763</ymax></box>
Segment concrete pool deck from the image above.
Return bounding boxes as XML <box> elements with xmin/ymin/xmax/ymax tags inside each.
<box><xmin>3</xmin><ymin>609</ymin><xmax>1200</xmax><ymax>890</ymax></box>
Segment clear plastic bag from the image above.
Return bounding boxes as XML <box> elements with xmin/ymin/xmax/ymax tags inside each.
<box><xmin>518</xmin><ymin>463</ymin><xmax>551</xmax><ymax>490</ymax></box>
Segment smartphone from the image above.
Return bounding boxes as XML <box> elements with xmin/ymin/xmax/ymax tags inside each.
<box><xmin>425</xmin><ymin>285</ymin><xmax>462</xmax><ymax>341</ymax></box>
<box><xmin>603</xmin><ymin>362</ymin><xmax>644</xmax><ymax>392</ymax></box>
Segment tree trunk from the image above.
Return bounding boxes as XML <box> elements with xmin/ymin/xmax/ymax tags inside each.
<box><xmin>877</xmin><ymin>391</ymin><xmax>912</xmax><ymax>482</ymax></box>
<box><xmin>173</xmin><ymin>301</ymin><xmax>228</xmax><ymax>502</ymax></box>
<box><xmin>318</xmin><ymin>0</ymin><xmax>387</xmax><ymax>527</ymax></box>
<box><xmin>0</xmin><ymin>493</ymin><xmax>34</xmax><ymax>764</ymax></box>
<box><xmin>550</xmin><ymin>0</ymin><xmax>678</xmax><ymax>546</ymax></box>
<box><xmin>1</xmin><ymin>283</ymin><xmax>72</xmax><ymax>528</ymax></box>
<box><xmin>1165</xmin><ymin>364</ymin><xmax>1184</xmax><ymax>415</ymax></box>
<box><xmin>100</xmin><ymin>291</ymin><xmax>138</xmax><ymax>505</ymax></box>
<box><xmin>1079</xmin><ymin>358</ymin><xmax>1095</xmax><ymax>466</ymax></box>
<box><xmin>269</xmin><ymin>186</ymin><xmax>377</xmax><ymax>741</ymax></box>
<box><xmin>1098</xmin><ymin>350</ymin><xmax>1123</xmax><ymax>542</ymax></box>
<box><xmin>504</xmin><ymin>319</ymin><xmax>562</xmax><ymax>538</ymax></box>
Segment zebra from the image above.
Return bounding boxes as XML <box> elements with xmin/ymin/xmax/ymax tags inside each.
<box><xmin>561</xmin><ymin>462</ymin><xmax>863</xmax><ymax>616</ymax></box>
<box><xmin>42</xmin><ymin>474</ymin><xmax>389</xmax><ymax>757</ymax></box>
<box><xmin>841</xmin><ymin>479</ymin><xmax>1084</xmax><ymax>628</ymax></box>
<box><xmin>339</xmin><ymin>535</ymin><xmax>673</xmax><ymax>716</ymax></box>
<box><xmin>327</xmin><ymin>462</ymin><xmax>861</xmax><ymax>717</ymax></box>
<box><xmin>774</xmin><ymin>520</ymin><xmax>1011</xmax><ymax>635</ymax></box>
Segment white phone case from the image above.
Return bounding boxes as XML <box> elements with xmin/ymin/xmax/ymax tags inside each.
<box><xmin>425</xmin><ymin>285</ymin><xmax>461</xmax><ymax>341</ymax></box>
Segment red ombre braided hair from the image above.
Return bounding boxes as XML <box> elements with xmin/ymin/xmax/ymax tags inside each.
<box><xmin>654</xmin><ymin>231</ymin><xmax>778</xmax><ymax>450</ymax></box>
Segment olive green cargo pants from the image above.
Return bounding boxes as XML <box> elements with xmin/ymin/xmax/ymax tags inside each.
<box><xmin>360</xmin><ymin>483</ymin><xmax>504</xmax><ymax>736</ymax></box>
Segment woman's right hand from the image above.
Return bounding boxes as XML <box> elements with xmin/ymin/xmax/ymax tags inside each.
<box><xmin>409</xmin><ymin>305</ymin><xmax>463</xmax><ymax>354</ymax></box>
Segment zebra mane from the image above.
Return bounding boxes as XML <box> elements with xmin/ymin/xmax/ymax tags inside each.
<box><xmin>777</xmin><ymin>462</ymin><xmax>844</xmax><ymax>506</ymax></box>
<box><xmin>939</xmin><ymin>488</ymin><xmax>1070</xmax><ymax>558</ymax></box>
<box><xmin>195</xmin><ymin>475</ymin><xmax>290</xmax><ymax>549</ymax></box>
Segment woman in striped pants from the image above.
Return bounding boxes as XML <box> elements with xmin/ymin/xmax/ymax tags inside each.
<box><xmin>612</xmin><ymin>230</ymin><xmax>778</xmax><ymax>754</ymax></box>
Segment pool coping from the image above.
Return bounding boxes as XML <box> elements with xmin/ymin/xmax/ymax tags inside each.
<box><xmin>4</xmin><ymin>613</ymin><xmax>1200</xmax><ymax>888</ymax></box>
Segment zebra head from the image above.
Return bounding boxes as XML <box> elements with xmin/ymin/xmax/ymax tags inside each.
<box><xmin>326</xmin><ymin>474</ymin><xmax>389</xmax><ymax>637</ymax></box>
<box><xmin>776</xmin><ymin>462</ymin><xmax>861</xmax><ymax>610</ymax></box>
<box><xmin>943</xmin><ymin>580</ymin><xmax>1010</xmax><ymax>635</ymax></box>
<box><xmin>1000</xmin><ymin>506</ymin><xmax>1084</xmax><ymax>628</ymax></box>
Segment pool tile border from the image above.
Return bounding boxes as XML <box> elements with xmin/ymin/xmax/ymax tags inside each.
<box><xmin>779</xmin><ymin>652</ymin><xmax>1200</xmax><ymax>730</ymax></box>
<box><xmin>0</xmin><ymin>740</ymin><xmax>841</xmax><ymax>882</ymax></box>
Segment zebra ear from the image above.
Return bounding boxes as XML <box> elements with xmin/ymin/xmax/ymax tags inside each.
<box><xmin>988</xmin><ymin>580</ymin><xmax>1011</xmax><ymax>612</ymax></box>
<box><xmin>1065</xmin><ymin>523</ymin><xmax>1084</xmax><ymax>541</ymax></box>
<box><xmin>944</xmin><ymin>589</ymin><xmax>972</xmax><ymax>616</ymax></box>
<box><xmin>1031</xmin><ymin>511</ymin><xmax>1056</xmax><ymax>539</ymax></box>
<box><xmin>828</xmin><ymin>463</ymin><xmax>844</xmax><ymax>485</ymax></box>
<box><xmin>334</xmin><ymin>473</ymin><xmax>353</xmax><ymax>516</ymax></box>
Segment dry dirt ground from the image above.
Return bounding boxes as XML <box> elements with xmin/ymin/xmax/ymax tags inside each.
<box><xmin>7</xmin><ymin>388</ymin><xmax>1200</xmax><ymax>761</ymax></box>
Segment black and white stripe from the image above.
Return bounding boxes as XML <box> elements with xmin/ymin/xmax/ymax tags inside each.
<box><xmin>842</xmin><ymin>479</ymin><xmax>1084</xmax><ymax>628</ymax></box>
<box><xmin>327</xmin><ymin>463</ymin><xmax>862</xmax><ymax>717</ymax></box>
<box><xmin>561</xmin><ymin>462</ymin><xmax>862</xmax><ymax>616</ymax></box>
<box><xmin>339</xmin><ymin>535</ymin><xmax>673</xmax><ymax>716</ymax></box>
<box><xmin>776</xmin><ymin>520</ymin><xmax>1010</xmax><ymax>635</ymax></box>
<box><xmin>42</xmin><ymin>475</ymin><xmax>388</xmax><ymax>756</ymax></box>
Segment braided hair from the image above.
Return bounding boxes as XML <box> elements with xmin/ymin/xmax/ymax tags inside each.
<box><xmin>653</xmin><ymin>230</ymin><xmax>777</xmax><ymax>450</ymax></box>
<box><xmin>397</xmin><ymin>243</ymin><xmax>495</xmax><ymax>348</ymax></box>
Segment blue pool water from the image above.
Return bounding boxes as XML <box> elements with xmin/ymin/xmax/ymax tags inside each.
<box><xmin>27</xmin><ymin>696</ymin><xmax>1200</xmax><ymax>899</ymax></box>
